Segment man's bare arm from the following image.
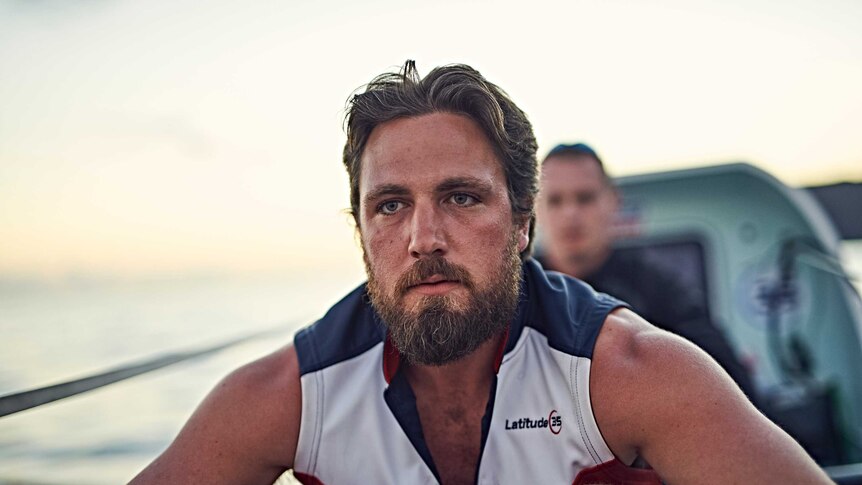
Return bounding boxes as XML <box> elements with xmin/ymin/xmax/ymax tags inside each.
<box><xmin>129</xmin><ymin>345</ymin><xmax>302</xmax><ymax>485</ymax></box>
<box><xmin>591</xmin><ymin>308</ymin><xmax>831</xmax><ymax>484</ymax></box>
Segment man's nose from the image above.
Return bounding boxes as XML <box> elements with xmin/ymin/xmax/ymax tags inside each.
<box><xmin>408</xmin><ymin>203</ymin><xmax>447</xmax><ymax>258</ymax></box>
<box><xmin>560</xmin><ymin>199</ymin><xmax>581</xmax><ymax>219</ymax></box>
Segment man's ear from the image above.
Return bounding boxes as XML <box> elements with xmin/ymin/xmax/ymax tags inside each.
<box><xmin>517</xmin><ymin>222</ymin><xmax>530</xmax><ymax>252</ymax></box>
<box><xmin>351</xmin><ymin>212</ymin><xmax>364</xmax><ymax>248</ymax></box>
<box><xmin>610</xmin><ymin>186</ymin><xmax>621</xmax><ymax>211</ymax></box>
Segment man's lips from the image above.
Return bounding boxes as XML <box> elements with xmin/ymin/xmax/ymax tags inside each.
<box><xmin>407</xmin><ymin>274</ymin><xmax>462</xmax><ymax>295</ymax></box>
<box><xmin>560</xmin><ymin>227</ymin><xmax>584</xmax><ymax>238</ymax></box>
<box><xmin>418</xmin><ymin>274</ymin><xmax>449</xmax><ymax>285</ymax></box>
<box><xmin>556</xmin><ymin>228</ymin><xmax>586</xmax><ymax>244</ymax></box>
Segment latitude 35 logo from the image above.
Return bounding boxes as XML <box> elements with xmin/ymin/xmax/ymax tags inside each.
<box><xmin>504</xmin><ymin>409</ymin><xmax>562</xmax><ymax>435</ymax></box>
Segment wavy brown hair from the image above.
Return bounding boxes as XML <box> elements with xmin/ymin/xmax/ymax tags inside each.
<box><xmin>343</xmin><ymin>60</ymin><xmax>539</xmax><ymax>257</ymax></box>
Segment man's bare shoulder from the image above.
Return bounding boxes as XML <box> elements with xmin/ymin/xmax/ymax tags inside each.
<box><xmin>130</xmin><ymin>344</ymin><xmax>302</xmax><ymax>484</ymax></box>
<box><xmin>223</xmin><ymin>344</ymin><xmax>302</xmax><ymax>410</ymax></box>
<box><xmin>589</xmin><ymin>308</ymin><xmax>830</xmax><ymax>484</ymax></box>
<box><xmin>213</xmin><ymin>343</ymin><xmax>303</xmax><ymax>450</ymax></box>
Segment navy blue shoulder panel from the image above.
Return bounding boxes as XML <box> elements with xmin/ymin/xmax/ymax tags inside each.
<box><xmin>510</xmin><ymin>259</ymin><xmax>629</xmax><ymax>360</ymax></box>
<box><xmin>294</xmin><ymin>283</ymin><xmax>386</xmax><ymax>376</ymax></box>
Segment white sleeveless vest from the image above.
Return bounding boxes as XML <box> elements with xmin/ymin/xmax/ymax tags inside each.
<box><xmin>292</xmin><ymin>259</ymin><xmax>659</xmax><ymax>485</ymax></box>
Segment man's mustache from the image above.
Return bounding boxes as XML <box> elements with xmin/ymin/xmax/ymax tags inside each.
<box><xmin>396</xmin><ymin>256</ymin><xmax>475</xmax><ymax>296</ymax></box>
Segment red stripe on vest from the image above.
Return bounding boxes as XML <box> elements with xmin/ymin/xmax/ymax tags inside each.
<box><xmin>573</xmin><ymin>458</ymin><xmax>661</xmax><ymax>485</ymax></box>
<box><xmin>293</xmin><ymin>471</ymin><xmax>325</xmax><ymax>485</ymax></box>
<box><xmin>493</xmin><ymin>327</ymin><xmax>510</xmax><ymax>373</ymax></box>
<box><xmin>382</xmin><ymin>335</ymin><xmax>400</xmax><ymax>384</ymax></box>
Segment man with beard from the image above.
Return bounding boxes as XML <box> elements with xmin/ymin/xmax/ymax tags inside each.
<box><xmin>131</xmin><ymin>62</ymin><xmax>829</xmax><ymax>485</ymax></box>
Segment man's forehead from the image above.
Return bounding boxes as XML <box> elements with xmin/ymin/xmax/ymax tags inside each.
<box><xmin>360</xmin><ymin>160</ymin><xmax>505</xmax><ymax>199</ymax></box>
<box><xmin>543</xmin><ymin>156</ymin><xmax>602</xmax><ymax>177</ymax></box>
<box><xmin>358</xmin><ymin>113</ymin><xmax>504</xmax><ymax>192</ymax></box>
<box><xmin>541</xmin><ymin>156</ymin><xmax>610</xmax><ymax>193</ymax></box>
<box><xmin>363</xmin><ymin>113</ymin><xmax>490</xmax><ymax>154</ymax></box>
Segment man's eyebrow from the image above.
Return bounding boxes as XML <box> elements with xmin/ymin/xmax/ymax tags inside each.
<box><xmin>436</xmin><ymin>176</ymin><xmax>495</xmax><ymax>194</ymax></box>
<box><xmin>363</xmin><ymin>184</ymin><xmax>410</xmax><ymax>204</ymax></box>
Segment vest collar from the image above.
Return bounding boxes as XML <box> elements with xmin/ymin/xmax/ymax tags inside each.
<box><xmin>382</xmin><ymin>327</ymin><xmax>510</xmax><ymax>384</ymax></box>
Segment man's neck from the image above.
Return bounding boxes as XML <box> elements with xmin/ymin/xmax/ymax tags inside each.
<box><xmin>403</xmin><ymin>331</ymin><xmax>506</xmax><ymax>485</ymax></box>
<box><xmin>546</xmin><ymin>247</ymin><xmax>611</xmax><ymax>280</ymax></box>
<box><xmin>403</xmin><ymin>331</ymin><xmax>505</xmax><ymax>396</ymax></box>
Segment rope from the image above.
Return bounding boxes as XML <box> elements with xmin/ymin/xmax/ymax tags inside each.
<box><xmin>0</xmin><ymin>324</ymin><xmax>294</xmax><ymax>418</ymax></box>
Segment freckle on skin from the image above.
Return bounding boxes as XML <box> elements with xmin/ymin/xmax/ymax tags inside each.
<box><xmin>445</xmin><ymin>406</ymin><xmax>465</xmax><ymax>424</ymax></box>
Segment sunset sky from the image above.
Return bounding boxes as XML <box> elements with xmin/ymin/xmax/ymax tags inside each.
<box><xmin>1</xmin><ymin>0</ymin><xmax>860</xmax><ymax>279</ymax></box>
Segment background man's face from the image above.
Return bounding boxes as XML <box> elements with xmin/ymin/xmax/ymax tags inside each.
<box><xmin>537</xmin><ymin>155</ymin><xmax>619</xmax><ymax>278</ymax></box>
<box><xmin>356</xmin><ymin>112</ymin><xmax>527</xmax><ymax>365</ymax></box>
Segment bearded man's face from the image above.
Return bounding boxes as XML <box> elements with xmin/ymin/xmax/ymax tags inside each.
<box><xmin>356</xmin><ymin>113</ymin><xmax>529</xmax><ymax>366</ymax></box>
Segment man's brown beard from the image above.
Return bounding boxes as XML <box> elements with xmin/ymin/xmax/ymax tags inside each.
<box><xmin>365</xmin><ymin>235</ymin><xmax>522</xmax><ymax>366</ymax></box>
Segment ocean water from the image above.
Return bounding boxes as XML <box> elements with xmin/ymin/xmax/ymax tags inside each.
<box><xmin>0</xmin><ymin>242</ymin><xmax>860</xmax><ymax>485</ymax></box>
<box><xmin>0</xmin><ymin>271</ymin><xmax>363</xmax><ymax>485</ymax></box>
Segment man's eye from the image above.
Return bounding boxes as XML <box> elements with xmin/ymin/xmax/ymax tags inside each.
<box><xmin>378</xmin><ymin>200</ymin><xmax>403</xmax><ymax>215</ymax></box>
<box><xmin>449</xmin><ymin>193</ymin><xmax>478</xmax><ymax>206</ymax></box>
<box><xmin>577</xmin><ymin>192</ymin><xmax>597</xmax><ymax>205</ymax></box>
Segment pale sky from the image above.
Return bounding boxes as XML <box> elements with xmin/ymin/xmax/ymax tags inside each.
<box><xmin>1</xmin><ymin>0</ymin><xmax>860</xmax><ymax>279</ymax></box>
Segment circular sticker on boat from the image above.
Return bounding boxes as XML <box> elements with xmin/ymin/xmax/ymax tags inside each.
<box><xmin>734</xmin><ymin>264</ymin><xmax>810</xmax><ymax>330</ymax></box>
